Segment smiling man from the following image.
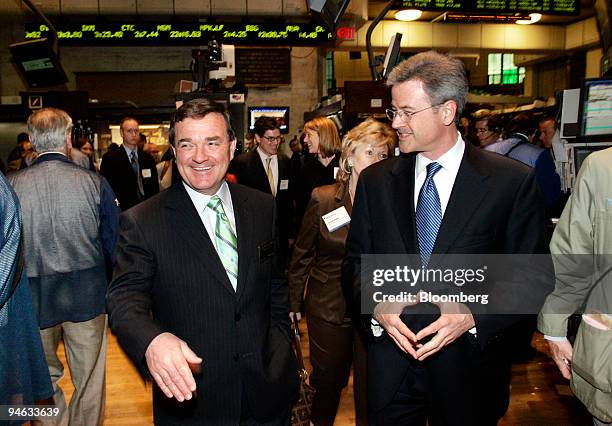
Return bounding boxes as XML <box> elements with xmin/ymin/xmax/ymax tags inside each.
<box><xmin>107</xmin><ymin>99</ymin><xmax>298</xmax><ymax>425</ymax></box>
<box><xmin>343</xmin><ymin>51</ymin><xmax>550</xmax><ymax>425</ymax></box>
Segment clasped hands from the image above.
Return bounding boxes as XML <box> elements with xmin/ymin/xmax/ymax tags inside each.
<box><xmin>145</xmin><ymin>332</ymin><xmax>202</xmax><ymax>401</ymax></box>
<box><xmin>373</xmin><ymin>293</ymin><xmax>475</xmax><ymax>361</ymax></box>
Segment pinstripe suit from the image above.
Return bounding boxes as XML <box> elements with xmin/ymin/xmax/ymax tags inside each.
<box><xmin>107</xmin><ymin>182</ymin><xmax>299</xmax><ymax>425</ymax></box>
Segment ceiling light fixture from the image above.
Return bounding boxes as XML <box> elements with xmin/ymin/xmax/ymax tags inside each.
<box><xmin>516</xmin><ymin>13</ymin><xmax>542</xmax><ymax>25</ymax></box>
<box><xmin>395</xmin><ymin>9</ymin><xmax>423</xmax><ymax>21</ymax></box>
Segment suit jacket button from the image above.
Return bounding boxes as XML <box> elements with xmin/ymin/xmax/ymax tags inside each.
<box><xmin>234</xmin><ymin>313</ymin><xmax>241</xmax><ymax>322</ymax></box>
<box><xmin>233</xmin><ymin>353</ymin><xmax>240</xmax><ymax>361</ymax></box>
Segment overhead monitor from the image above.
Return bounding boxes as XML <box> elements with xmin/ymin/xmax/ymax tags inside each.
<box><xmin>577</xmin><ymin>77</ymin><xmax>612</xmax><ymax>141</ymax></box>
<box><xmin>307</xmin><ymin>0</ymin><xmax>351</xmax><ymax>31</ymax></box>
<box><xmin>248</xmin><ymin>107</ymin><xmax>290</xmax><ymax>134</ymax></box>
<box><xmin>9</xmin><ymin>38</ymin><xmax>67</xmax><ymax>88</ymax></box>
<box><xmin>382</xmin><ymin>33</ymin><xmax>403</xmax><ymax>79</ymax></box>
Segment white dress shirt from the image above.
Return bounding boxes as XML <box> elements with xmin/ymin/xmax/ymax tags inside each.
<box><xmin>373</xmin><ymin>133</ymin><xmax>476</xmax><ymax>336</ymax></box>
<box><xmin>413</xmin><ymin>133</ymin><xmax>464</xmax><ymax>216</ymax></box>
<box><xmin>183</xmin><ymin>181</ymin><xmax>237</xmax><ymax>261</ymax></box>
<box><xmin>256</xmin><ymin>146</ymin><xmax>278</xmax><ymax>192</ymax></box>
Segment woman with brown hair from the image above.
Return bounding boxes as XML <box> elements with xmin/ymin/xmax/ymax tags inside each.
<box><xmin>293</xmin><ymin>116</ymin><xmax>342</xmax><ymax>231</ymax></box>
<box><xmin>289</xmin><ymin>118</ymin><xmax>397</xmax><ymax>425</ymax></box>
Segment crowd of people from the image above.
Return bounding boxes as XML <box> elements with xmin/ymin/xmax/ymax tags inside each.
<box><xmin>0</xmin><ymin>50</ymin><xmax>610</xmax><ymax>426</ymax></box>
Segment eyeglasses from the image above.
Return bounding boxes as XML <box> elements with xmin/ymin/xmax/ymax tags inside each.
<box><xmin>262</xmin><ymin>136</ymin><xmax>283</xmax><ymax>143</ymax></box>
<box><xmin>385</xmin><ymin>104</ymin><xmax>442</xmax><ymax>122</ymax></box>
<box><xmin>475</xmin><ymin>128</ymin><xmax>490</xmax><ymax>134</ymax></box>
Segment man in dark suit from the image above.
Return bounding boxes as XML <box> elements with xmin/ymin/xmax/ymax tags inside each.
<box><xmin>101</xmin><ymin>117</ymin><xmax>159</xmax><ymax>210</ymax></box>
<box><xmin>107</xmin><ymin>99</ymin><xmax>298</xmax><ymax>425</ymax></box>
<box><xmin>343</xmin><ymin>51</ymin><xmax>551</xmax><ymax>425</ymax></box>
<box><xmin>229</xmin><ymin>116</ymin><xmax>294</xmax><ymax>261</ymax></box>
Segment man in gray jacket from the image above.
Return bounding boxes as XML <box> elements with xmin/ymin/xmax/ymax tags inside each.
<box><xmin>9</xmin><ymin>107</ymin><xmax>119</xmax><ymax>426</ymax></box>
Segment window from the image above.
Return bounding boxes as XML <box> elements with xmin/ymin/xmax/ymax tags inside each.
<box><xmin>488</xmin><ymin>53</ymin><xmax>525</xmax><ymax>85</ymax></box>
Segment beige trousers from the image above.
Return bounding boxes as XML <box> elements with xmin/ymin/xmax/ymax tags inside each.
<box><xmin>38</xmin><ymin>314</ymin><xmax>107</xmax><ymax>426</ymax></box>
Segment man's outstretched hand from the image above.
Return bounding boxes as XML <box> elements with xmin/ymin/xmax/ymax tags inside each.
<box><xmin>145</xmin><ymin>332</ymin><xmax>202</xmax><ymax>401</ymax></box>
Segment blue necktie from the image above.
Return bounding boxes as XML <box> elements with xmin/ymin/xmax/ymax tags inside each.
<box><xmin>416</xmin><ymin>162</ymin><xmax>442</xmax><ymax>268</ymax></box>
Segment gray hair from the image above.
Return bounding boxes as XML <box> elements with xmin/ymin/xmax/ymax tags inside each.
<box><xmin>387</xmin><ymin>51</ymin><xmax>468</xmax><ymax>126</ymax></box>
<box><xmin>27</xmin><ymin>107</ymin><xmax>72</xmax><ymax>153</ymax></box>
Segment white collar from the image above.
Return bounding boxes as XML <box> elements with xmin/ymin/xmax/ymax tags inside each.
<box><xmin>256</xmin><ymin>146</ymin><xmax>277</xmax><ymax>161</ymax></box>
<box><xmin>183</xmin><ymin>180</ymin><xmax>232</xmax><ymax>212</ymax></box>
<box><xmin>416</xmin><ymin>132</ymin><xmax>465</xmax><ymax>177</ymax></box>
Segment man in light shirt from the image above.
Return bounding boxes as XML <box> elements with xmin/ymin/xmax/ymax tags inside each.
<box><xmin>343</xmin><ymin>51</ymin><xmax>550</xmax><ymax>425</ymax></box>
<box><xmin>100</xmin><ymin>117</ymin><xmax>159</xmax><ymax>210</ymax></box>
<box><xmin>107</xmin><ymin>98</ymin><xmax>298</xmax><ymax>425</ymax></box>
<box><xmin>229</xmin><ymin>116</ymin><xmax>294</xmax><ymax>262</ymax></box>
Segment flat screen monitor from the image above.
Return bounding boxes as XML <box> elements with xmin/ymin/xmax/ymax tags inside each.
<box><xmin>382</xmin><ymin>33</ymin><xmax>402</xmax><ymax>79</ymax></box>
<box><xmin>307</xmin><ymin>0</ymin><xmax>351</xmax><ymax>31</ymax></box>
<box><xmin>248</xmin><ymin>107</ymin><xmax>289</xmax><ymax>134</ymax></box>
<box><xmin>572</xmin><ymin>143</ymin><xmax>612</xmax><ymax>173</ymax></box>
<box><xmin>577</xmin><ymin>77</ymin><xmax>612</xmax><ymax>140</ymax></box>
<box><xmin>9</xmin><ymin>38</ymin><xmax>67</xmax><ymax>88</ymax></box>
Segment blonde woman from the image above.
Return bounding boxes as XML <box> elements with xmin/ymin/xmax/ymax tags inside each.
<box><xmin>289</xmin><ymin>118</ymin><xmax>396</xmax><ymax>426</ymax></box>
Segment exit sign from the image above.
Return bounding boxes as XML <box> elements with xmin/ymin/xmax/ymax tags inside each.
<box><xmin>336</xmin><ymin>26</ymin><xmax>355</xmax><ymax>41</ymax></box>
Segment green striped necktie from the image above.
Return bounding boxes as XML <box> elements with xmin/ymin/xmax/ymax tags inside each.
<box><xmin>207</xmin><ymin>195</ymin><xmax>238</xmax><ymax>290</ymax></box>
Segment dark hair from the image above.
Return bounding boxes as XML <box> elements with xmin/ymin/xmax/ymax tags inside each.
<box><xmin>475</xmin><ymin>113</ymin><xmax>502</xmax><ymax>135</ymax></box>
<box><xmin>73</xmin><ymin>136</ymin><xmax>92</xmax><ymax>150</ymax></box>
<box><xmin>254</xmin><ymin>116</ymin><xmax>280</xmax><ymax>137</ymax></box>
<box><xmin>387</xmin><ymin>51</ymin><xmax>468</xmax><ymax>126</ymax></box>
<box><xmin>120</xmin><ymin>117</ymin><xmax>139</xmax><ymax>129</ymax></box>
<box><xmin>169</xmin><ymin>98</ymin><xmax>236</xmax><ymax>146</ymax></box>
<box><xmin>538</xmin><ymin>116</ymin><xmax>557</xmax><ymax>127</ymax></box>
<box><xmin>17</xmin><ymin>132</ymin><xmax>29</xmax><ymax>143</ymax></box>
<box><xmin>504</xmin><ymin>113</ymin><xmax>537</xmax><ymax>138</ymax></box>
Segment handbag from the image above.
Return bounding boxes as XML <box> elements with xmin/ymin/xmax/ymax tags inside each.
<box><xmin>290</xmin><ymin>316</ymin><xmax>316</xmax><ymax>426</ymax></box>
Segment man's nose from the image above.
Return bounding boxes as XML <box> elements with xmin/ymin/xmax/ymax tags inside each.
<box><xmin>193</xmin><ymin>145</ymin><xmax>210</xmax><ymax>162</ymax></box>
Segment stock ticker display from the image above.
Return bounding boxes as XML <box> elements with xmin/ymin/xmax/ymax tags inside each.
<box><xmin>396</xmin><ymin>0</ymin><xmax>578</xmax><ymax>14</ymax></box>
<box><xmin>24</xmin><ymin>22</ymin><xmax>334</xmax><ymax>46</ymax></box>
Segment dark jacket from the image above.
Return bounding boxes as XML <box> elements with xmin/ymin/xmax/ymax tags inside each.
<box><xmin>289</xmin><ymin>181</ymin><xmax>352</xmax><ymax>323</ymax></box>
<box><xmin>228</xmin><ymin>150</ymin><xmax>294</xmax><ymax>262</ymax></box>
<box><xmin>100</xmin><ymin>146</ymin><xmax>159</xmax><ymax>211</ymax></box>
<box><xmin>107</xmin><ymin>183</ymin><xmax>299</xmax><ymax>425</ymax></box>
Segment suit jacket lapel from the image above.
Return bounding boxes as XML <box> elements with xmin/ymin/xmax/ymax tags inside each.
<box><xmin>229</xmin><ymin>184</ymin><xmax>251</xmax><ymax>301</ymax></box>
<box><xmin>434</xmin><ymin>143</ymin><xmax>491</xmax><ymax>256</ymax></box>
<box><xmin>164</xmin><ymin>184</ymin><xmax>237</xmax><ymax>296</ymax></box>
<box><xmin>391</xmin><ymin>155</ymin><xmax>419</xmax><ymax>253</ymax></box>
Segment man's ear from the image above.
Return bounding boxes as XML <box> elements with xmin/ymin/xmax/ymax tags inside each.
<box><xmin>230</xmin><ymin>138</ymin><xmax>237</xmax><ymax>160</ymax></box>
<box><xmin>441</xmin><ymin>101</ymin><xmax>457</xmax><ymax>126</ymax></box>
<box><xmin>65</xmin><ymin>132</ymin><xmax>73</xmax><ymax>150</ymax></box>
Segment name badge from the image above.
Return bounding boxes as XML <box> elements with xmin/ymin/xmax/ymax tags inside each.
<box><xmin>333</xmin><ymin>167</ymin><xmax>339</xmax><ymax>179</ymax></box>
<box><xmin>322</xmin><ymin>206</ymin><xmax>351</xmax><ymax>232</ymax></box>
<box><xmin>141</xmin><ymin>168</ymin><xmax>152</xmax><ymax>178</ymax></box>
<box><xmin>280</xmin><ymin>179</ymin><xmax>289</xmax><ymax>191</ymax></box>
